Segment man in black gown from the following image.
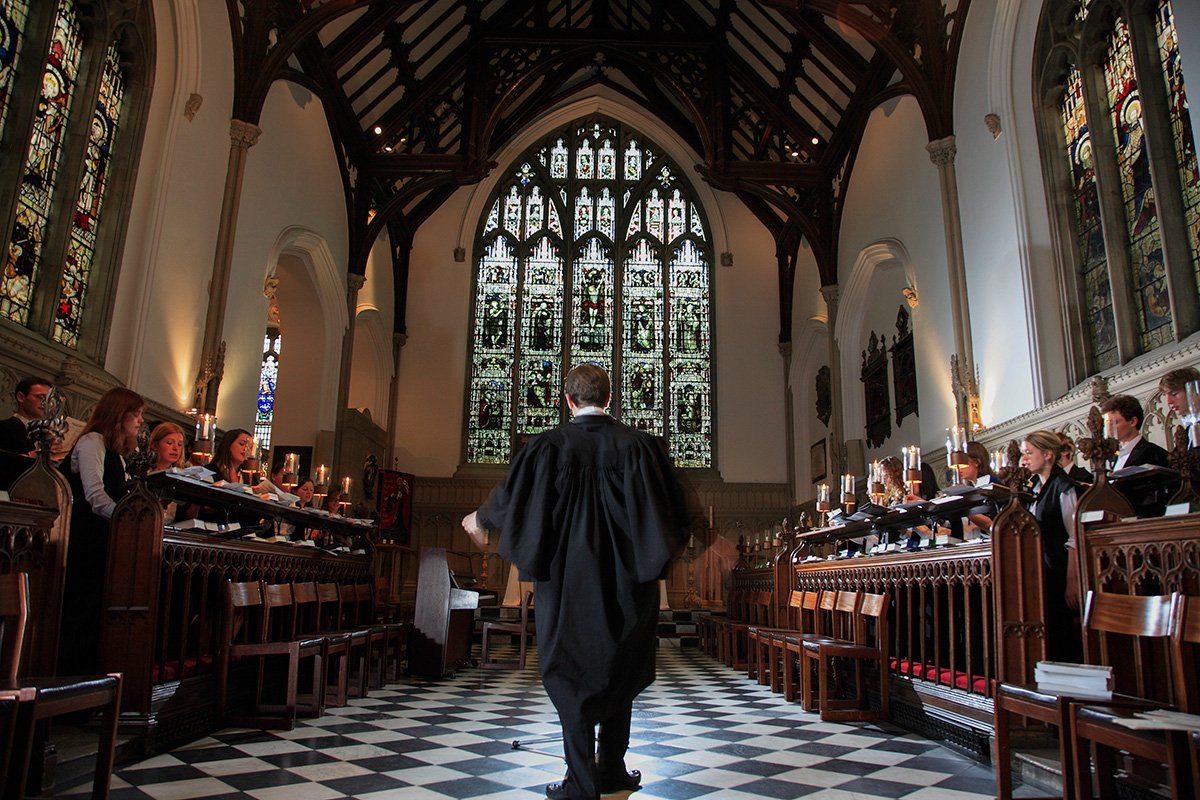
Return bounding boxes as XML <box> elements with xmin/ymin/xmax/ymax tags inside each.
<box><xmin>463</xmin><ymin>363</ymin><xmax>688</xmax><ymax>800</ymax></box>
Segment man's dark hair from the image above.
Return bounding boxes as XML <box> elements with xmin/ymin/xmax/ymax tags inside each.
<box><xmin>1099</xmin><ymin>394</ymin><xmax>1145</xmax><ymax>429</ymax></box>
<box><xmin>564</xmin><ymin>363</ymin><xmax>610</xmax><ymax>407</ymax></box>
<box><xmin>1159</xmin><ymin>366</ymin><xmax>1200</xmax><ymax>393</ymax></box>
<box><xmin>15</xmin><ymin>376</ymin><xmax>51</xmax><ymax>398</ymax></box>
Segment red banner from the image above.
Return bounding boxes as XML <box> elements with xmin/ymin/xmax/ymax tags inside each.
<box><xmin>377</xmin><ymin>469</ymin><xmax>413</xmax><ymax>545</ymax></box>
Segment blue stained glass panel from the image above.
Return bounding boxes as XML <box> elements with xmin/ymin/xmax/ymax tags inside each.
<box><xmin>1156</xmin><ymin>0</ymin><xmax>1200</xmax><ymax>294</ymax></box>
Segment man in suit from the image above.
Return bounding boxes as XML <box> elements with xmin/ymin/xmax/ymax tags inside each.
<box><xmin>0</xmin><ymin>376</ymin><xmax>51</xmax><ymax>455</ymax></box>
<box><xmin>1159</xmin><ymin>366</ymin><xmax>1200</xmax><ymax>493</ymax></box>
<box><xmin>1100</xmin><ymin>393</ymin><xmax>1170</xmax><ymax>516</ymax></box>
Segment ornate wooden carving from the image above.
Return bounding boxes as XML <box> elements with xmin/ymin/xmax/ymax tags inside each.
<box><xmin>5</xmin><ymin>451</ymin><xmax>71</xmax><ymax>678</ymax></box>
<box><xmin>990</xmin><ymin>494</ymin><xmax>1046</xmax><ymax>691</ymax></box>
<box><xmin>861</xmin><ymin>330</ymin><xmax>891</xmax><ymax>447</ymax></box>
<box><xmin>890</xmin><ymin>305</ymin><xmax>918</xmax><ymax>426</ymax></box>
<box><xmin>101</xmin><ymin>480</ymin><xmax>165</xmax><ymax>715</ymax></box>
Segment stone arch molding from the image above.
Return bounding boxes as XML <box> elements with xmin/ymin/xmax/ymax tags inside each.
<box><xmin>455</xmin><ymin>90</ymin><xmax>732</xmax><ymax>262</ymax></box>
<box><xmin>836</xmin><ymin>239</ymin><xmax>916</xmax><ymax>435</ymax></box>
<box><xmin>265</xmin><ymin>226</ymin><xmax>349</xmax><ymax>429</ymax></box>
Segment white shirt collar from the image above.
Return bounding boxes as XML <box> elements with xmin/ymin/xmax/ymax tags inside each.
<box><xmin>572</xmin><ymin>406</ymin><xmax>607</xmax><ymax>417</ymax></box>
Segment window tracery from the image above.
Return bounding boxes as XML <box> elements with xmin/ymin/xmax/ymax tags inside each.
<box><xmin>466</xmin><ymin>117</ymin><xmax>714</xmax><ymax>467</ymax></box>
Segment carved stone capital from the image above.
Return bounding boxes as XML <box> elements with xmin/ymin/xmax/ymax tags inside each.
<box><xmin>347</xmin><ymin>273</ymin><xmax>366</xmax><ymax>293</ymax></box>
<box><xmin>229</xmin><ymin>119</ymin><xmax>262</xmax><ymax>149</ymax></box>
<box><xmin>819</xmin><ymin>283</ymin><xmax>840</xmax><ymax>305</ymax></box>
<box><xmin>926</xmin><ymin>135</ymin><xmax>957</xmax><ymax>167</ymax></box>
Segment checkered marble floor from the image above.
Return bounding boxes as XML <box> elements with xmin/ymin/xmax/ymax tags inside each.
<box><xmin>66</xmin><ymin>644</ymin><xmax>1027</xmax><ymax>799</ymax></box>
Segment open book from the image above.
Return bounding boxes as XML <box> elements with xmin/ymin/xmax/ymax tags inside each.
<box><xmin>170</xmin><ymin>519</ymin><xmax>241</xmax><ymax>533</ymax></box>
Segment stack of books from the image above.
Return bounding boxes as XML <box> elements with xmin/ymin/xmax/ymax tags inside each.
<box><xmin>1035</xmin><ymin>661</ymin><xmax>1113</xmax><ymax>699</ymax></box>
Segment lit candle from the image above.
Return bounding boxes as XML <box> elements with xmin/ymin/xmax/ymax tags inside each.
<box><xmin>315</xmin><ymin>464</ymin><xmax>329</xmax><ymax>486</ymax></box>
<box><xmin>991</xmin><ymin>448</ymin><xmax>1007</xmax><ymax>472</ymax></box>
<box><xmin>841</xmin><ymin>473</ymin><xmax>855</xmax><ymax>496</ymax></box>
<box><xmin>341</xmin><ymin>476</ymin><xmax>352</xmax><ymax>495</ymax></box>
<box><xmin>195</xmin><ymin>413</ymin><xmax>217</xmax><ymax>441</ymax></box>
<box><xmin>902</xmin><ymin>445</ymin><xmax>922</xmax><ymax>471</ymax></box>
<box><xmin>1104</xmin><ymin>415</ymin><xmax>1118</xmax><ymax>440</ymax></box>
<box><xmin>284</xmin><ymin>452</ymin><xmax>299</xmax><ymax>476</ymax></box>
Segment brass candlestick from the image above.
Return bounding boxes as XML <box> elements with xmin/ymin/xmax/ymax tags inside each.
<box><xmin>1077</xmin><ymin>406</ymin><xmax>1119</xmax><ymax>479</ymax></box>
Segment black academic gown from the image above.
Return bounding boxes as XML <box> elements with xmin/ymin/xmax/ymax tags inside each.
<box><xmin>476</xmin><ymin>414</ymin><xmax>687</xmax><ymax>794</ymax></box>
<box><xmin>0</xmin><ymin>415</ymin><xmax>32</xmax><ymax>454</ymax></box>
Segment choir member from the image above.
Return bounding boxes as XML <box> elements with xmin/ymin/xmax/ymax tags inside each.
<box><xmin>0</xmin><ymin>375</ymin><xmax>51</xmax><ymax>455</ymax></box>
<box><xmin>1055</xmin><ymin>432</ymin><xmax>1093</xmax><ymax>485</ymax></box>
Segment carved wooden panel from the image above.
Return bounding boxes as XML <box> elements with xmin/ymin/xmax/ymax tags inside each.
<box><xmin>891</xmin><ymin>306</ymin><xmax>918</xmax><ymax>426</ymax></box>
<box><xmin>861</xmin><ymin>330</ymin><xmax>891</xmax><ymax>448</ymax></box>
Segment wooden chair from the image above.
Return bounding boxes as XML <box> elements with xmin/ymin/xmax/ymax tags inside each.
<box><xmin>796</xmin><ymin>589</ymin><xmax>860</xmax><ymax>713</ymax></box>
<box><xmin>1066</xmin><ymin>593</ymin><xmax>1198</xmax><ymax>800</ymax></box>
<box><xmin>261</xmin><ymin>582</ymin><xmax>327</xmax><ymax>716</ymax></box>
<box><xmin>340</xmin><ymin>583</ymin><xmax>387</xmax><ymax>689</ymax></box>
<box><xmin>293</xmin><ymin>582</ymin><xmax>351</xmax><ymax>707</ymax></box>
<box><xmin>782</xmin><ymin>590</ymin><xmax>839</xmax><ymax>703</ymax></box>
<box><xmin>355</xmin><ymin>582</ymin><xmax>406</xmax><ymax>685</ymax></box>
<box><xmin>482</xmin><ymin>590</ymin><xmax>534</xmax><ymax>669</ymax></box>
<box><xmin>994</xmin><ymin>591</ymin><xmax>1179</xmax><ymax>800</ymax></box>
<box><xmin>1</xmin><ymin>572</ymin><xmax>122</xmax><ymax>800</ymax></box>
<box><xmin>801</xmin><ymin>591</ymin><xmax>890</xmax><ymax>721</ymax></box>
<box><xmin>316</xmin><ymin>582</ymin><xmax>370</xmax><ymax>697</ymax></box>
<box><xmin>216</xmin><ymin>579</ymin><xmax>320</xmax><ymax>729</ymax></box>
<box><xmin>0</xmin><ymin>686</ymin><xmax>37</xmax><ymax>798</ymax></box>
<box><xmin>747</xmin><ymin>590</ymin><xmax>806</xmax><ymax>689</ymax></box>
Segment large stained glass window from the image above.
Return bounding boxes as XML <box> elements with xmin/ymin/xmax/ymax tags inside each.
<box><xmin>254</xmin><ymin>328</ymin><xmax>281</xmax><ymax>453</ymax></box>
<box><xmin>1</xmin><ymin>2</ymin><xmax>82</xmax><ymax>326</ymax></box>
<box><xmin>0</xmin><ymin>0</ymin><xmax>30</xmax><ymax>137</ymax></box>
<box><xmin>53</xmin><ymin>42</ymin><xmax>124</xmax><ymax>347</ymax></box>
<box><xmin>1105</xmin><ymin>17</ymin><xmax>1173</xmax><ymax>351</ymax></box>
<box><xmin>1156</xmin><ymin>0</ymin><xmax>1200</xmax><ymax>292</ymax></box>
<box><xmin>1061</xmin><ymin>66</ymin><xmax>1118</xmax><ymax>370</ymax></box>
<box><xmin>467</xmin><ymin>118</ymin><xmax>714</xmax><ymax>467</ymax></box>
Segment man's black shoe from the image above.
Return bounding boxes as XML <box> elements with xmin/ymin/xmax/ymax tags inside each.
<box><xmin>598</xmin><ymin>769</ymin><xmax>641</xmax><ymax>793</ymax></box>
<box><xmin>545</xmin><ymin>781</ymin><xmax>569</xmax><ymax>799</ymax></box>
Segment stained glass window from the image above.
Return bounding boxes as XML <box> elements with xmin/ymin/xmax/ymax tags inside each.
<box><xmin>1061</xmin><ymin>66</ymin><xmax>1118</xmax><ymax>371</ymax></box>
<box><xmin>254</xmin><ymin>328</ymin><xmax>281</xmax><ymax>453</ymax></box>
<box><xmin>1106</xmin><ymin>17</ymin><xmax>1173</xmax><ymax>351</ymax></box>
<box><xmin>467</xmin><ymin>117</ymin><xmax>714</xmax><ymax>467</ymax></box>
<box><xmin>0</xmin><ymin>0</ymin><xmax>30</xmax><ymax>137</ymax></box>
<box><xmin>53</xmin><ymin>42</ymin><xmax>124</xmax><ymax>347</ymax></box>
<box><xmin>1</xmin><ymin>1</ymin><xmax>82</xmax><ymax>326</ymax></box>
<box><xmin>1156</xmin><ymin>0</ymin><xmax>1200</xmax><ymax>293</ymax></box>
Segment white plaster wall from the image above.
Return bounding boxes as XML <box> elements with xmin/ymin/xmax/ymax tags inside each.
<box><xmin>216</xmin><ymin>80</ymin><xmax>349</xmax><ymax>432</ymax></box>
<box><xmin>713</xmin><ymin>196</ymin><xmax>787</xmax><ymax>483</ymax></box>
<box><xmin>392</xmin><ymin>187</ymin><xmax>473</xmax><ymax>476</ymax></box>
<box><xmin>838</xmin><ymin>97</ymin><xmax>958</xmax><ymax>457</ymax></box>
<box><xmin>955</xmin><ymin>0</ymin><xmax>1047</xmax><ymax>421</ymax></box>
<box><xmin>271</xmin><ymin>252</ymin><xmax>329</xmax><ymax>452</ymax></box>
<box><xmin>111</xmin><ymin>0</ymin><xmax>228</xmax><ymax>411</ymax></box>
<box><xmin>349</xmin><ymin>229</ymin><xmax>395</xmax><ymax>419</ymax></box>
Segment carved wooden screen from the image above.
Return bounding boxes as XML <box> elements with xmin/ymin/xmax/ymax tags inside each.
<box><xmin>861</xmin><ymin>330</ymin><xmax>890</xmax><ymax>448</ymax></box>
<box><xmin>890</xmin><ymin>305</ymin><xmax>918</xmax><ymax>426</ymax></box>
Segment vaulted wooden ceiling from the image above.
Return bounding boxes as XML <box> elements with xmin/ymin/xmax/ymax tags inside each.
<box><xmin>227</xmin><ymin>0</ymin><xmax>971</xmax><ymax>339</ymax></box>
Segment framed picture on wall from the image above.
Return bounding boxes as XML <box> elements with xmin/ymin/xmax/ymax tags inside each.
<box><xmin>810</xmin><ymin>438</ymin><xmax>827</xmax><ymax>482</ymax></box>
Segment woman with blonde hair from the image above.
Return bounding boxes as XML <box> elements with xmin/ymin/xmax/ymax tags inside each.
<box><xmin>149</xmin><ymin>421</ymin><xmax>187</xmax><ymax>471</ymax></box>
<box><xmin>1020</xmin><ymin>429</ymin><xmax>1082</xmax><ymax>662</ymax></box>
<box><xmin>60</xmin><ymin>386</ymin><xmax>144</xmax><ymax>673</ymax></box>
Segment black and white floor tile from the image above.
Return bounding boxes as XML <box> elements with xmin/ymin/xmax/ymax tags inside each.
<box><xmin>66</xmin><ymin>645</ymin><xmax>1025</xmax><ymax>799</ymax></box>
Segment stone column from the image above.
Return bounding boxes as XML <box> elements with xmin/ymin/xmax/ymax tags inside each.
<box><xmin>820</xmin><ymin>284</ymin><xmax>845</xmax><ymax>479</ymax></box>
<box><xmin>779</xmin><ymin>340</ymin><xmax>796</xmax><ymax>504</ymax></box>
<box><xmin>195</xmin><ymin>119</ymin><xmax>262</xmax><ymax>413</ymax></box>
<box><xmin>926</xmin><ymin>136</ymin><xmax>980</xmax><ymax>427</ymax></box>
<box><xmin>386</xmin><ymin>332</ymin><xmax>407</xmax><ymax>468</ymax></box>
<box><xmin>332</xmin><ymin>273</ymin><xmax>366</xmax><ymax>476</ymax></box>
